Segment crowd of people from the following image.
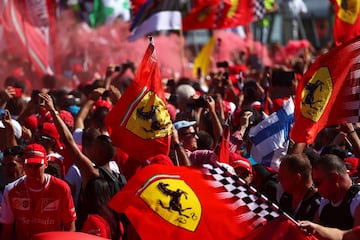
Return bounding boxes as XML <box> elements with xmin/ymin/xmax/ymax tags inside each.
<box><xmin>0</xmin><ymin>2</ymin><xmax>359</xmax><ymax>238</ymax></box>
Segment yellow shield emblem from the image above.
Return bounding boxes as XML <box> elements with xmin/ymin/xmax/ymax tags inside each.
<box><xmin>139</xmin><ymin>178</ymin><xmax>202</xmax><ymax>232</ymax></box>
<box><xmin>336</xmin><ymin>0</ymin><xmax>360</xmax><ymax>24</ymax></box>
<box><xmin>126</xmin><ymin>91</ymin><xmax>172</xmax><ymax>139</ymax></box>
<box><xmin>301</xmin><ymin>67</ymin><xmax>333</xmax><ymax>121</ymax></box>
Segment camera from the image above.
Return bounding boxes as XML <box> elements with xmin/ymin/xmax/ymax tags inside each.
<box><xmin>216</xmin><ymin>61</ymin><xmax>229</xmax><ymax>68</ymax></box>
<box><xmin>187</xmin><ymin>95</ymin><xmax>208</xmax><ymax>109</ymax></box>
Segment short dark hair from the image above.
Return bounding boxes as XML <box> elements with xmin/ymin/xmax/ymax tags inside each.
<box><xmin>313</xmin><ymin>154</ymin><xmax>348</xmax><ymax>176</ymax></box>
<box><xmin>280</xmin><ymin>153</ymin><xmax>312</xmax><ymax>180</ymax></box>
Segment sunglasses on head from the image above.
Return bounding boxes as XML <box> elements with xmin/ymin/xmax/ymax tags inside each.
<box><xmin>37</xmin><ymin>135</ymin><xmax>55</xmax><ymax>142</ymax></box>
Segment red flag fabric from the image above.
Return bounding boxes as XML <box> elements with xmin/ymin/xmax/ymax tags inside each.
<box><xmin>217</xmin><ymin>0</ymin><xmax>265</xmax><ymax>29</ymax></box>
<box><xmin>0</xmin><ymin>0</ymin><xmax>54</xmax><ymax>75</ymax></box>
<box><xmin>219</xmin><ymin>124</ymin><xmax>230</xmax><ymax>164</ymax></box>
<box><xmin>182</xmin><ymin>0</ymin><xmax>220</xmax><ymax>30</ymax></box>
<box><xmin>109</xmin><ymin>164</ymin><xmax>282</xmax><ymax>240</ymax></box>
<box><xmin>31</xmin><ymin>231</ymin><xmax>109</xmax><ymax>240</ymax></box>
<box><xmin>290</xmin><ymin>36</ymin><xmax>360</xmax><ymax>144</ymax></box>
<box><xmin>241</xmin><ymin>216</ymin><xmax>319</xmax><ymax>240</ymax></box>
<box><xmin>130</xmin><ymin>0</ymin><xmax>147</xmax><ymax>16</ymax></box>
<box><xmin>105</xmin><ymin>39</ymin><xmax>172</xmax><ymax>163</ymax></box>
<box><xmin>331</xmin><ymin>0</ymin><xmax>360</xmax><ymax>46</ymax></box>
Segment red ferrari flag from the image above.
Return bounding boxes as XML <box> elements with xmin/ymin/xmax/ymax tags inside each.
<box><xmin>109</xmin><ymin>163</ymin><xmax>282</xmax><ymax>240</ymax></box>
<box><xmin>290</xmin><ymin>36</ymin><xmax>360</xmax><ymax>144</ymax></box>
<box><xmin>182</xmin><ymin>0</ymin><xmax>222</xmax><ymax>30</ymax></box>
<box><xmin>331</xmin><ymin>0</ymin><xmax>360</xmax><ymax>46</ymax></box>
<box><xmin>105</xmin><ymin>38</ymin><xmax>172</xmax><ymax>163</ymax></box>
<box><xmin>217</xmin><ymin>0</ymin><xmax>265</xmax><ymax>29</ymax></box>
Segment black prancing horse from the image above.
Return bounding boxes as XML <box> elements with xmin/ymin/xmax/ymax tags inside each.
<box><xmin>157</xmin><ymin>182</ymin><xmax>192</xmax><ymax>218</ymax></box>
<box><xmin>302</xmin><ymin>80</ymin><xmax>324</xmax><ymax>110</ymax></box>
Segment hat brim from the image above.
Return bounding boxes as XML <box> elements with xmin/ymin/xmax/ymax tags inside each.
<box><xmin>25</xmin><ymin>158</ymin><xmax>46</xmax><ymax>165</ymax></box>
<box><xmin>232</xmin><ymin>160</ymin><xmax>252</xmax><ymax>173</ymax></box>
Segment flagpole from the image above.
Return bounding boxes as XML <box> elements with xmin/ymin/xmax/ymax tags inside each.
<box><xmin>179</xmin><ymin>28</ymin><xmax>185</xmax><ymax>77</ymax></box>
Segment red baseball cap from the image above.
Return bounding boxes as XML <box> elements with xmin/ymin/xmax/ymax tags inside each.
<box><xmin>146</xmin><ymin>154</ymin><xmax>174</xmax><ymax>166</ymax></box>
<box><xmin>59</xmin><ymin>110</ymin><xmax>74</xmax><ymax>130</ymax></box>
<box><xmin>23</xmin><ymin>115</ymin><xmax>38</xmax><ymax>131</ymax></box>
<box><xmin>94</xmin><ymin>99</ymin><xmax>112</xmax><ymax>111</ymax></box>
<box><xmin>229</xmin><ymin>152</ymin><xmax>252</xmax><ymax>173</ymax></box>
<box><xmin>344</xmin><ymin>157</ymin><xmax>359</xmax><ymax>175</ymax></box>
<box><xmin>38</xmin><ymin>123</ymin><xmax>62</xmax><ymax>148</ymax></box>
<box><xmin>23</xmin><ymin>143</ymin><xmax>47</xmax><ymax>165</ymax></box>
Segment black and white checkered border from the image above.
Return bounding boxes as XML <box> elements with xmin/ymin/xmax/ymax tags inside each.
<box><xmin>202</xmin><ymin>164</ymin><xmax>280</xmax><ymax>227</ymax></box>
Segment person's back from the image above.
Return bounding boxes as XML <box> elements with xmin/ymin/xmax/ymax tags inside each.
<box><xmin>313</xmin><ymin>154</ymin><xmax>360</xmax><ymax>229</ymax></box>
<box><xmin>82</xmin><ymin>177</ymin><xmax>123</xmax><ymax>240</ymax></box>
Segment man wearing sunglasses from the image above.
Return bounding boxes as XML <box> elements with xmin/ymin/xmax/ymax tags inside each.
<box><xmin>0</xmin><ymin>146</ymin><xmax>25</xmax><ymax>211</ymax></box>
<box><xmin>174</xmin><ymin>120</ymin><xmax>199</xmax><ymax>153</ymax></box>
<box><xmin>312</xmin><ymin>154</ymin><xmax>360</xmax><ymax>230</ymax></box>
<box><xmin>1</xmin><ymin>146</ymin><xmax>24</xmax><ymax>186</ymax></box>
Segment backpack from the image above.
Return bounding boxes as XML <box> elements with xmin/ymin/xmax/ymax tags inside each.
<box><xmin>97</xmin><ymin>165</ymin><xmax>127</xmax><ymax>196</ymax></box>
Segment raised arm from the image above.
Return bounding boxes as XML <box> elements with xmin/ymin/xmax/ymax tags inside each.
<box><xmin>2</xmin><ymin>109</ymin><xmax>17</xmax><ymax>148</ymax></box>
<box><xmin>39</xmin><ymin>93</ymin><xmax>98</xmax><ymax>187</ymax></box>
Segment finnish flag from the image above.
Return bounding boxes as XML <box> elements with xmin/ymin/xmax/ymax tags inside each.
<box><xmin>249</xmin><ymin>98</ymin><xmax>294</xmax><ymax>171</ymax></box>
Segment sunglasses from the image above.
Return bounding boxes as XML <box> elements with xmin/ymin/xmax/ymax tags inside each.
<box><xmin>3</xmin><ymin>146</ymin><xmax>24</xmax><ymax>157</ymax></box>
<box><xmin>181</xmin><ymin>132</ymin><xmax>197</xmax><ymax>137</ymax></box>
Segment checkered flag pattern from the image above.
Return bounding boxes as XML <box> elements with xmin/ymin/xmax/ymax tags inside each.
<box><xmin>341</xmin><ymin>51</ymin><xmax>360</xmax><ymax>123</ymax></box>
<box><xmin>253</xmin><ymin>0</ymin><xmax>266</xmax><ymax>21</ymax></box>
<box><xmin>202</xmin><ymin>164</ymin><xmax>282</xmax><ymax>228</ymax></box>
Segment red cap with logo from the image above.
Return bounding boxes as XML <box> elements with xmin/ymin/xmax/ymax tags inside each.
<box><xmin>23</xmin><ymin>143</ymin><xmax>47</xmax><ymax>165</ymax></box>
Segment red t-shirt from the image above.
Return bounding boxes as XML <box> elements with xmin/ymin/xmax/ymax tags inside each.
<box><xmin>3</xmin><ymin>174</ymin><xmax>76</xmax><ymax>240</ymax></box>
<box><xmin>82</xmin><ymin>214</ymin><xmax>111</xmax><ymax>239</ymax></box>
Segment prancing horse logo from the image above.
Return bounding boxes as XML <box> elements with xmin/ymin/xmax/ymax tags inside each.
<box><xmin>157</xmin><ymin>182</ymin><xmax>192</xmax><ymax>218</ymax></box>
<box><xmin>300</xmin><ymin>67</ymin><xmax>332</xmax><ymax>121</ymax></box>
<box><xmin>302</xmin><ymin>80</ymin><xmax>324</xmax><ymax>110</ymax></box>
<box><xmin>139</xmin><ymin>178</ymin><xmax>202</xmax><ymax>232</ymax></box>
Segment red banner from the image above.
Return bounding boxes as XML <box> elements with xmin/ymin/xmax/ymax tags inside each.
<box><xmin>0</xmin><ymin>0</ymin><xmax>55</xmax><ymax>75</ymax></box>
<box><xmin>105</xmin><ymin>39</ymin><xmax>172</xmax><ymax>163</ymax></box>
<box><xmin>290</xmin><ymin>36</ymin><xmax>360</xmax><ymax>144</ymax></box>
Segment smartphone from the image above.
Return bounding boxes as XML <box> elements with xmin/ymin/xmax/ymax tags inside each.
<box><xmin>114</xmin><ymin>65</ymin><xmax>122</xmax><ymax>71</ymax></box>
<box><xmin>216</xmin><ymin>61</ymin><xmax>229</xmax><ymax>68</ymax></box>
<box><xmin>31</xmin><ymin>90</ymin><xmax>40</xmax><ymax>103</ymax></box>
